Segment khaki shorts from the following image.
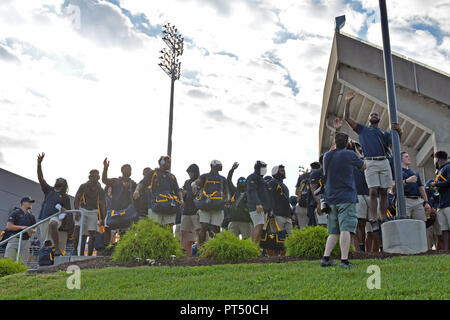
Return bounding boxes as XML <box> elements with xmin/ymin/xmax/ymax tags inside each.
<box><xmin>275</xmin><ymin>216</ymin><xmax>293</xmax><ymax>234</ymax></box>
<box><xmin>295</xmin><ymin>206</ymin><xmax>309</xmax><ymax>229</ymax></box>
<box><xmin>228</xmin><ymin>221</ymin><xmax>253</xmax><ymax>239</ymax></box>
<box><xmin>198</xmin><ymin>210</ymin><xmax>224</xmax><ymax>227</ymax></box>
<box><xmin>181</xmin><ymin>214</ymin><xmax>201</xmax><ymax>232</ymax></box>
<box><xmin>5</xmin><ymin>238</ymin><xmax>30</xmax><ymax>263</ymax></box>
<box><xmin>39</xmin><ymin>219</ymin><xmax>68</xmax><ymax>251</ymax></box>
<box><xmin>437</xmin><ymin>207</ymin><xmax>450</xmax><ymax>231</ymax></box>
<box><xmin>79</xmin><ymin>209</ymin><xmax>99</xmax><ymax>232</ymax></box>
<box><xmin>148</xmin><ymin>209</ymin><xmax>176</xmax><ymax>225</ymax></box>
<box><xmin>356</xmin><ymin>195</ymin><xmax>370</xmax><ymax>220</ymax></box>
<box><xmin>73</xmin><ymin>213</ymin><xmax>89</xmax><ymax>236</ymax></box>
<box><xmin>249</xmin><ymin>211</ymin><xmax>267</xmax><ymax>227</ymax></box>
<box><xmin>405</xmin><ymin>198</ymin><xmax>426</xmax><ymax>221</ymax></box>
<box><xmin>365</xmin><ymin>159</ymin><xmax>392</xmax><ymax>189</ymax></box>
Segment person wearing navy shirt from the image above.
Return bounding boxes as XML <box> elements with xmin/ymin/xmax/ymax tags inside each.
<box><xmin>431</xmin><ymin>150</ymin><xmax>450</xmax><ymax>250</ymax></box>
<box><xmin>180</xmin><ymin>163</ymin><xmax>201</xmax><ymax>255</ymax></box>
<box><xmin>37</xmin><ymin>153</ymin><xmax>71</xmax><ymax>255</ymax></box>
<box><xmin>343</xmin><ymin>92</ymin><xmax>403</xmax><ymax>229</ymax></box>
<box><xmin>134</xmin><ymin>156</ymin><xmax>184</xmax><ymax>227</ymax></box>
<box><xmin>393</xmin><ymin>152</ymin><xmax>430</xmax><ymax>222</ymax></box>
<box><xmin>4</xmin><ymin>197</ymin><xmax>37</xmax><ymax>264</ymax></box>
<box><xmin>295</xmin><ymin>169</ymin><xmax>311</xmax><ymax>229</ymax></box>
<box><xmin>310</xmin><ymin>158</ymin><xmax>327</xmax><ymax>227</ymax></box>
<box><xmin>425</xmin><ymin>179</ymin><xmax>442</xmax><ymax>250</ymax></box>
<box><xmin>227</xmin><ymin>162</ymin><xmax>253</xmax><ymax>239</ymax></box>
<box><xmin>320</xmin><ymin>133</ymin><xmax>365</xmax><ymax>268</ymax></box>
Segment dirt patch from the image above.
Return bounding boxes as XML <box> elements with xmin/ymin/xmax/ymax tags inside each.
<box><xmin>36</xmin><ymin>250</ymin><xmax>450</xmax><ymax>274</ymax></box>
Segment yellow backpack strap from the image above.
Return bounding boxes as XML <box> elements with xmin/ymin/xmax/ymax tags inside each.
<box><xmin>149</xmin><ymin>171</ymin><xmax>158</xmax><ymax>190</ymax></box>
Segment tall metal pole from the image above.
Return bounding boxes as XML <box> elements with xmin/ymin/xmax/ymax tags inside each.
<box><xmin>167</xmin><ymin>75</ymin><xmax>175</xmax><ymax>158</ymax></box>
<box><xmin>379</xmin><ymin>0</ymin><xmax>406</xmax><ymax>218</ymax></box>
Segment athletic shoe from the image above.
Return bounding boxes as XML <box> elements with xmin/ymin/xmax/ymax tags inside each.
<box><xmin>340</xmin><ymin>261</ymin><xmax>353</xmax><ymax>268</ymax></box>
<box><xmin>320</xmin><ymin>258</ymin><xmax>336</xmax><ymax>267</ymax></box>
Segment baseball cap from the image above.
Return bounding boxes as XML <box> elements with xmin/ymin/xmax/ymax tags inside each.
<box><xmin>21</xmin><ymin>196</ymin><xmax>35</xmax><ymax>204</ymax></box>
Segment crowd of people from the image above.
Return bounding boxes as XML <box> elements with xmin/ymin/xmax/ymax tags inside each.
<box><xmin>1</xmin><ymin>92</ymin><xmax>449</xmax><ymax>268</ymax></box>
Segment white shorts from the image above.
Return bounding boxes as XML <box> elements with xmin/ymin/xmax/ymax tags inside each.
<box><xmin>437</xmin><ymin>207</ymin><xmax>450</xmax><ymax>231</ymax></box>
<box><xmin>148</xmin><ymin>209</ymin><xmax>176</xmax><ymax>225</ymax></box>
<box><xmin>181</xmin><ymin>214</ymin><xmax>201</xmax><ymax>232</ymax></box>
<box><xmin>39</xmin><ymin>219</ymin><xmax>67</xmax><ymax>251</ymax></box>
<box><xmin>249</xmin><ymin>211</ymin><xmax>267</xmax><ymax>227</ymax></box>
<box><xmin>356</xmin><ymin>195</ymin><xmax>370</xmax><ymax>220</ymax></box>
<box><xmin>295</xmin><ymin>206</ymin><xmax>309</xmax><ymax>229</ymax></box>
<box><xmin>275</xmin><ymin>216</ymin><xmax>293</xmax><ymax>234</ymax></box>
<box><xmin>77</xmin><ymin>209</ymin><xmax>99</xmax><ymax>232</ymax></box>
<box><xmin>198</xmin><ymin>210</ymin><xmax>224</xmax><ymax>227</ymax></box>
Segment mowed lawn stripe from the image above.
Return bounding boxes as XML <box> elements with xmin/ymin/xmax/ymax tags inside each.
<box><xmin>0</xmin><ymin>255</ymin><xmax>448</xmax><ymax>300</ymax></box>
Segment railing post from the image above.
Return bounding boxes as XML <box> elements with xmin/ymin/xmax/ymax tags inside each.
<box><xmin>17</xmin><ymin>232</ymin><xmax>23</xmax><ymax>264</ymax></box>
<box><xmin>78</xmin><ymin>210</ymin><xmax>85</xmax><ymax>256</ymax></box>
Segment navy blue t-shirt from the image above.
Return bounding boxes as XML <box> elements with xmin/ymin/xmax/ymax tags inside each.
<box><xmin>435</xmin><ymin>162</ymin><xmax>450</xmax><ymax>208</ymax></box>
<box><xmin>354</xmin><ymin>163</ymin><xmax>369</xmax><ymax>196</ymax></box>
<box><xmin>8</xmin><ymin>209</ymin><xmax>36</xmax><ymax>240</ymax></box>
<box><xmin>39</xmin><ymin>182</ymin><xmax>71</xmax><ymax>220</ymax></box>
<box><xmin>402</xmin><ymin>168</ymin><xmax>423</xmax><ymax>197</ymax></box>
<box><xmin>182</xmin><ymin>179</ymin><xmax>197</xmax><ymax>215</ymax></box>
<box><xmin>354</xmin><ymin>123</ymin><xmax>391</xmax><ymax>158</ymax></box>
<box><xmin>323</xmin><ymin>149</ymin><xmax>365</xmax><ymax>205</ymax></box>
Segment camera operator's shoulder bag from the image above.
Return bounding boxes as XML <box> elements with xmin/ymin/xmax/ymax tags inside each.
<box><xmin>38</xmin><ymin>246</ymin><xmax>55</xmax><ymax>266</ymax></box>
<box><xmin>149</xmin><ymin>170</ymin><xmax>181</xmax><ymax>215</ymax></box>
<box><xmin>260</xmin><ymin>216</ymin><xmax>287</xmax><ymax>250</ymax></box>
<box><xmin>105</xmin><ymin>183</ymin><xmax>139</xmax><ymax>229</ymax></box>
<box><xmin>194</xmin><ymin>175</ymin><xmax>225</xmax><ymax>211</ymax></box>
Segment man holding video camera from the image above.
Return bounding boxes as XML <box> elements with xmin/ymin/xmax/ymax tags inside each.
<box><xmin>320</xmin><ymin>133</ymin><xmax>366</xmax><ymax>268</ymax></box>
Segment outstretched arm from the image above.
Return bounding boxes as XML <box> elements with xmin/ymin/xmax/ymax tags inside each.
<box><xmin>37</xmin><ymin>152</ymin><xmax>51</xmax><ymax>192</ymax></box>
<box><xmin>344</xmin><ymin>92</ymin><xmax>357</xmax><ymax>130</ymax></box>
<box><xmin>227</xmin><ymin>162</ymin><xmax>239</xmax><ymax>195</ymax></box>
<box><xmin>102</xmin><ymin>157</ymin><xmax>114</xmax><ymax>187</ymax></box>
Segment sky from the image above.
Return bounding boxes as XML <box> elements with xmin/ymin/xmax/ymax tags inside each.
<box><xmin>0</xmin><ymin>0</ymin><xmax>449</xmax><ymax>196</ymax></box>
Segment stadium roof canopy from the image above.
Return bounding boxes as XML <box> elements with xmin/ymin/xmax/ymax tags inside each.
<box><xmin>319</xmin><ymin>29</ymin><xmax>450</xmax><ymax>179</ymax></box>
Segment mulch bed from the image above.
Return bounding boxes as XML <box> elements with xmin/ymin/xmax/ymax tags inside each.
<box><xmin>35</xmin><ymin>250</ymin><xmax>449</xmax><ymax>274</ymax></box>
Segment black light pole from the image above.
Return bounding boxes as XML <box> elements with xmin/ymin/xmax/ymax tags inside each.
<box><xmin>159</xmin><ymin>23</ymin><xmax>184</xmax><ymax>158</ymax></box>
<box><xmin>379</xmin><ymin>0</ymin><xmax>406</xmax><ymax>218</ymax></box>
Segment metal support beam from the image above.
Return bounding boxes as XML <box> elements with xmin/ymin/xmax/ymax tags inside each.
<box><xmin>413</xmin><ymin>131</ymin><xmax>428</xmax><ymax>150</ymax></box>
<box><xmin>404</xmin><ymin>125</ymin><xmax>418</xmax><ymax>147</ymax></box>
<box><xmin>355</xmin><ymin>96</ymin><xmax>367</xmax><ymax>123</ymax></box>
<box><xmin>416</xmin><ymin>134</ymin><xmax>435</xmax><ymax>167</ymax></box>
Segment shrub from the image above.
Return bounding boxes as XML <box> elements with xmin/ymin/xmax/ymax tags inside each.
<box><xmin>286</xmin><ymin>226</ymin><xmax>349</xmax><ymax>258</ymax></box>
<box><xmin>199</xmin><ymin>230</ymin><xmax>260</xmax><ymax>261</ymax></box>
<box><xmin>0</xmin><ymin>258</ymin><xmax>28</xmax><ymax>278</ymax></box>
<box><xmin>112</xmin><ymin>218</ymin><xmax>184</xmax><ymax>262</ymax></box>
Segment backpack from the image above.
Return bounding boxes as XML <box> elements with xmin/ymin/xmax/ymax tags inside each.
<box><xmin>194</xmin><ymin>177</ymin><xmax>225</xmax><ymax>211</ymax></box>
<box><xmin>39</xmin><ymin>247</ymin><xmax>55</xmax><ymax>266</ymax></box>
<box><xmin>148</xmin><ymin>170</ymin><xmax>181</xmax><ymax>215</ymax></box>
<box><xmin>297</xmin><ymin>179</ymin><xmax>309</xmax><ymax>208</ymax></box>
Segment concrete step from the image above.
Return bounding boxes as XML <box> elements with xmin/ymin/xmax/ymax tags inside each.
<box><xmin>26</xmin><ymin>255</ymin><xmax>100</xmax><ymax>273</ymax></box>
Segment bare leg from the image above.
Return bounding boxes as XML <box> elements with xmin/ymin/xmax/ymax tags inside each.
<box><xmin>340</xmin><ymin>231</ymin><xmax>351</xmax><ymax>260</ymax></box>
<box><xmin>369</xmin><ymin>188</ymin><xmax>379</xmax><ymax>222</ymax></box>
<box><xmin>443</xmin><ymin>230</ymin><xmax>450</xmax><ymax>251</ymax></box>
<box><xmin>357</xmin><ymin>219</ymin><xmax>367</xmax><ymax>251</ymax></box>
<box><xmin>351</xmin><ymin>233</ymin><xmax>360</xmax><ymax>253</ymax></box>
<box><xmin>199</xmin><ymin>222</ymin><xmax>209</xmax><ymax>245</ymax></box>
<box><xmin>378</xmin><ymin>188</ymin><xmax>389</xmax><ymax>221</ymax></box>
<box><xmin>49</xmin><ymin>221</ymin><xmax>60</xmax><ymax>251</ymax></box>
<box><xmin>324</xmin><ymin>234</ymin><xmax>339</xmax><ymax>257</ymax></box>
<box><xmin>252</xmin><ymin>224</ymin><xmax>263</xmax><ymax>244</ymax></box>
<box><xmin>88</xmin><ymin>231</ymin><xmax>95</xmax><ymax>256</ymax></box>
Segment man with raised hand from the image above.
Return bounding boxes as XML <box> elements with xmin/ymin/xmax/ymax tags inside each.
<box><xmin>344</xmin><ymin>91</ymin><xmax>402</xmax><ymax>230</ymax></box>
<box><xmin>37</xmin><ymin>153</ymin><xmax>71</xmax><ymax>255</ymax></box>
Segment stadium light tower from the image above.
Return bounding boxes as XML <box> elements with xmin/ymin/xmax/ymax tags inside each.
<box><xmin>159</xmin><ymin>23</ymin><xmax>184</xmax><ymax>158</ymax></box>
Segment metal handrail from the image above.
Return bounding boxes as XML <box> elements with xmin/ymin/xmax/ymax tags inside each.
<box><xmin>0</xmin><ymin>209</ymin><xmax>84</xmax><ymax>263</ymax></box>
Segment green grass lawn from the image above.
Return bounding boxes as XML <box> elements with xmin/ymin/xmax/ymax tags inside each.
<box><xmin>0</xmin><ymin>255</ymin><xmax>448</xmax><ymax>300</ymax></box>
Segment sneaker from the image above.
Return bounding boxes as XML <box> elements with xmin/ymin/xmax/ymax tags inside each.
<box><xmin>320</xmin><ymin>258</ymin><xmax>336</xmax><ymax>267</ymax></box>
<box><xmin>340</xmin><ymin>261</ymin><xmax>353</xmax><ymax>268</ymax></box>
